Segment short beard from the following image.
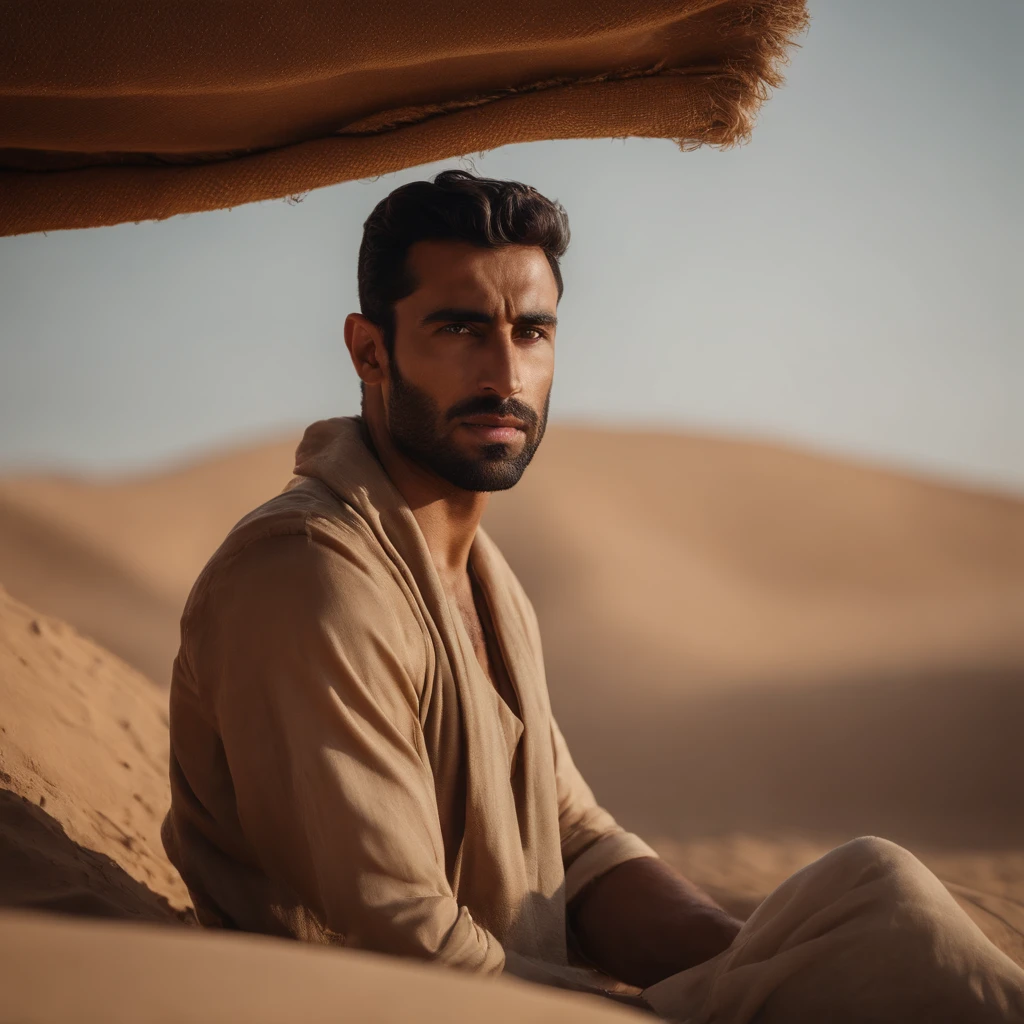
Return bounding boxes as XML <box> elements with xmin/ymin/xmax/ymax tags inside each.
<box><xmin>386</xmin><ymin>355</ymin><xmax>549</xmax><ymax>492</ymax></box>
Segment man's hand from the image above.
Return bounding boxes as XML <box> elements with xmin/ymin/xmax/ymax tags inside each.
<box><xmin>568</xmin><ymin>856</ymin><xmax>743</xmax><ymax>989</ymax></box>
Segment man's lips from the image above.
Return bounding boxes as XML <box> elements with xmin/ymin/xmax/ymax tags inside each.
<box><xmin>459</xmin><ymin>416</ymin><xmax>527</xmax><ymax>442</ymax></box>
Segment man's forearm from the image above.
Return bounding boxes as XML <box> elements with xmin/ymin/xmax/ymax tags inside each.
<box><xmin>568</xmin><ymin>856</ymin><xmax>743</xmax><ymax>989</ymax></box>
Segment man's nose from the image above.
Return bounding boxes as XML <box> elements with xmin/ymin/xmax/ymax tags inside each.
<box><xmin>477</xmin><ymin>330</ymin><xmax>522</xmax><ymax>398</ymax></box>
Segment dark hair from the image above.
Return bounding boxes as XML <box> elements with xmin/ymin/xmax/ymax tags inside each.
<box><xmin>356</xmin><ymin>169</ymin><xmax>570</xmax><ymax>381</ymax></box>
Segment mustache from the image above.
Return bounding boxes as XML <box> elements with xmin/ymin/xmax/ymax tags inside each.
<box><xmin>446</xmin><ymin>394</ymin><xmax>539</xmax><ymax>428</ymax></box>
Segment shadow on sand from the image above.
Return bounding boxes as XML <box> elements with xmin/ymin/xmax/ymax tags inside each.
<box><xmin>0</xmin><ymin>788</ymin><xmax>193</xmax><ymax>925</ymax></box>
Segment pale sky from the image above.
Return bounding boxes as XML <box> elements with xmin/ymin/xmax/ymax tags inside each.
<box><xmin>1</xmin><ymin>0</ymin><xmax>1021</xmax><ymax>491</ymax></box>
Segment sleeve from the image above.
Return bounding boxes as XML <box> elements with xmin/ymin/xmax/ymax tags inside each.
<box><xmin>551</xmin><ymin>715</ymin><xmax>660</xmax><ymax>906</ymax></box>
<box><xmin>189</xmin><ymin>530</ymin><xmax>504</xmax><ymax>973</ymax></box>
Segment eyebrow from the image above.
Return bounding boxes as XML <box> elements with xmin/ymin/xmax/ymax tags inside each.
<box><xmin>419</xmin><ymin>307</ymin><xmax>558</xmax><ymax>328</ymax></box>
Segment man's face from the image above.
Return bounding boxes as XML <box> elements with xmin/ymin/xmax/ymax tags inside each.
<box><xmin>384</xmin><ymin>239</ymin><xmax>556</xmax><ymax>492</ymax></box>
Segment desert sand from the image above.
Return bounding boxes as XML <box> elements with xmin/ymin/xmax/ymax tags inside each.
<box><xmin>0</xmin><ymin>585</ymin><xmax>188</xmax><ymax>921</ymax></box>
<box><xmin>0</xmin><ymin>423</ymin><xmax>1022</xmax><ymax>1013</ymax></box>
<box><xmin>0</xmin><ymin>907</ymin><xmax>647</xmax><ymax>1024</ymax></box>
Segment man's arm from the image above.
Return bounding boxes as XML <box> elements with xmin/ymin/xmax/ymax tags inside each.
<box><xmin>187</xmin><ymin>531</ymin><xmax>503</xmax><ymax>971</ymax></box>
<box><xmin>568</xmin><ymin>856</ymin><xmax>742</xmax><ymax>989</ymax></box>
<box><xmin>549</xmin><ymin>717</ymin><xmax>741</xmax><ymax>989</ymax></box>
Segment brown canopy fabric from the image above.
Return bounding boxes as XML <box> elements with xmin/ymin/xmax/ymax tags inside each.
<box><xmin>0</xmin><ymin>1</ymin><xmax>808</xmax><ymax>236</ymax></box>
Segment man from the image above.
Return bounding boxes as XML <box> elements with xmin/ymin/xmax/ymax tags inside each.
<box><xmin>163</xmin><ymin>170</ymin><xmax>1024</xmax><ymax>1021</ymax></box>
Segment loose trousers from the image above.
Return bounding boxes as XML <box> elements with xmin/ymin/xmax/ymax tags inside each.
<box><xmin>644</xmin><ymin>836</ymin><xmax>1024</xmax><ymax>1023</ymax></box>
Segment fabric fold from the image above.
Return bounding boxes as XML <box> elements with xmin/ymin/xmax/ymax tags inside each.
<box><xmin>0</xmin><ymin>0</ymin><xmax>808</xmax><ymax>235</ymax></box>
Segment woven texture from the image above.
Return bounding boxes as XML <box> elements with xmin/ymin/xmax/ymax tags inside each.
<box><xmin>0</xmin><ymin>1</ymin><xmax>808</xmax><ymax>235</ymax></box>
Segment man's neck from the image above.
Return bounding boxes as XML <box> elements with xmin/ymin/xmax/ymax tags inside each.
<box><xmin>358</xmin><ymin>411</ymin><xmax>488</xmax><ymax>585</ymax></box>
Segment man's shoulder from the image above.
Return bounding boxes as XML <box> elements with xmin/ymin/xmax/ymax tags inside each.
<box><xmin>184</xmin><ymin>477</ymin><xmax>389</xmax><ymax>618</ymax></box>
<box><xmin>219</xmin><ymin>476</ymin><xmax>369</xmax><ymax>560</ymax></box>
<box><xmin>175</xmin><ymin>477</ymin><xmax>430</xmax><ymax>705</ymax></box>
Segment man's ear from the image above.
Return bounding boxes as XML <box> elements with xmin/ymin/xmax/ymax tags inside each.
<box><xmin>344</xmin><ymin>313</ymin><xmax>388</xmax><ymax>387</ymax></box>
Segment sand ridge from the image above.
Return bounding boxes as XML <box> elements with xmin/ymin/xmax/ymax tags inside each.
<box><xmin>3</xmin><ymin>426</ymin><xmax>1021</xmax><ymax>691</ymax></box>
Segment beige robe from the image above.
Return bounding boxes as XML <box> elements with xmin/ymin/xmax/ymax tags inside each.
<box><xmin>162</xmin><ymin>414</ymin><xmax>657</xmax><ymax>978</ymax></box>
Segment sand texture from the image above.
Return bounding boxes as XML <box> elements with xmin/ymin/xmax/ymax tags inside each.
<box><xmin>0</xmin><ymin>586</ymin><xmax>191</xmax><ymax>921</ymax></box>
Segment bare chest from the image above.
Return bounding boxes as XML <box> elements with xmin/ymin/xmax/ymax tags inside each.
<box><xmin>454</xmin><ymin>589</ymin><xmax>494</xmax><ymax>684</ymax></box>
<box><xmin>450</xmin><ymin>571</ymin><xmax>525</xmax><ymax>767</ymax></box>
<box><xmin>452</xmin><ymin>571</ymin><xmax>518</xmax><ymax>706</ymax></box>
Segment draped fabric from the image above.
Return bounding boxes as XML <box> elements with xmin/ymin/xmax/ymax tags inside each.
<box><xmin>0</xmin><ymin>0</ymin><xmax>808</xmax><ymax>236</ymax></box>
<box><xmin>162</xmin><ymin>415</ymin><xmax>658</xmax><ymax>984</ymax></box>
<box><xmin>644</xmin><ymin>837</ymin><xmax>1024</xmax><ymax>1024</ymax></box>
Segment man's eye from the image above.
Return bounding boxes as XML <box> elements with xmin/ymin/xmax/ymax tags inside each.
<box><xmin>442</xmin><ymin>324</ymin><xmax>472</xmax><ymax>334</ymax></box>
<box><xmin>520</xmin><ymin>329</ymin><xmax>544</xmax><ymax>340</ymax></box>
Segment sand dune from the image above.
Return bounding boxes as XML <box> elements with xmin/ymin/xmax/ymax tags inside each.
<box><xmin>0</xmin><ymin>437</ymin><xmax>296</xmax><ymax>684</ymax></box>
<box><xmin>0</xmin><ymin>498</ymin><xmax>180</xmax><ymax>685</ymax></box>
<box><xmin>489</xmin><ymin>426</ymin><xmax>1024</xmax><ymax>687</ymax></box>
<box><xmin>2</xmin><ymin>425</ymin><xmax>1021</xmax><ymax>690</ymax></box>
<box><xmin>0</xmin><ymin>424</ymin><xmax>1022</xmax><ymax>987</ymax></box>
<box><xmin>0</xmin><ymin>909</ymin><xmax>645</xmax><ymax>1024</ymax></box>
<box><xmin>1</xmin><ymin>425</ymin><xmax>1021</xmax><ymax>846</ymax></box>
<box><xmin>0</xmin><ymin>586</ymin><xmax>189</xmax><ymax>919</ymax></box>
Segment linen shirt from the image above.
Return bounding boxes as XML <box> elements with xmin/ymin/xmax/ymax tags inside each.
<box><xmin>162</xmin><ymin>415</ymin><xmax>657</xmax><ymax>977</ymax></box>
